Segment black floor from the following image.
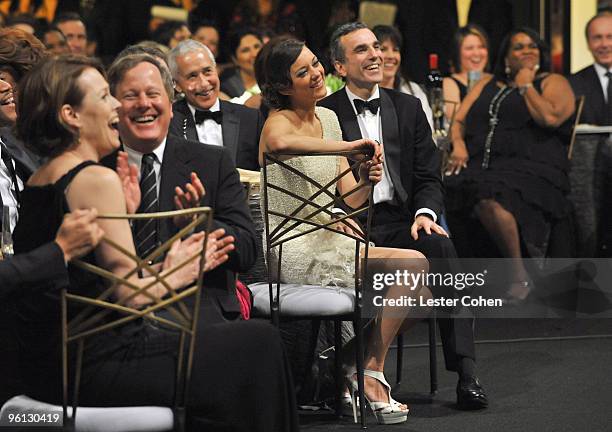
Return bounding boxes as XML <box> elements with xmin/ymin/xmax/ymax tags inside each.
<box><xmin>299</xmin><ymin>319</ymin><xmax>612</xmax><ymax>432</ymax></box>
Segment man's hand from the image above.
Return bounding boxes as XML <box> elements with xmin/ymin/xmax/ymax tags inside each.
<box><xmin>358</xmin><ymin>159</ymin><xmax>383</xmax><ymax>185</ymax></box>
<box><xmin>173</xmin><ymin>172</ymin><xmax>206</xmax><ymax>228</ymax></box>
<box><xmin>410</xmin><ymin>214</ymin><xmax>449</xmax><ymax>240</ymax></box>
<box><xmin>55</xmin><ymin>209</ymin><xmax>104</xmax><ymax>262</ymax></box>
<box><xmin>203</xmin><ymin>228</ymin><xmax>235</xmax><ymax>272</ymax></box>
<box><xmin>116</xmin><ymin>151</ymin><xmax>140</xmax><ymax>213</ymax></box>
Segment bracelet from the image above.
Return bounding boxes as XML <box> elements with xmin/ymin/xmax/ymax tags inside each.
<box><xmin>518</xmin><ymin>83</ymin><xmax>533</xmax><ymax>96</ymax></box>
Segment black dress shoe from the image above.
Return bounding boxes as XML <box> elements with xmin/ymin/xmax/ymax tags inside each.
<box><xmin>456</xmin><ymin>377</ymin><xmax>488</xmax><ymax>410</ymax></box>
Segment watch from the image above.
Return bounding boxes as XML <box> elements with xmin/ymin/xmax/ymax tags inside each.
<box><xmin>518</xmin><ymin>83</ymin><xmax>533</xmax><ymax>95</ymax></box>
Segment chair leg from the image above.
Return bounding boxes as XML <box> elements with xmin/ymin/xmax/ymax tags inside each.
<box><xmin>395</xmin><ymin>333</ymin><xmax>404</xmax><ymax>389</ymax></box>
<box><xmin>173</xmin><ymin>406</ymin><xmax>186</xmax><ymax>432</ymax></box>
<box><xmin>353</xmin><ymin>318</ymin><xmax>367</xmax><ymax>428</ymax></box>
<box><xmin>333</xmin><ymin>320</ymin><xmax>343</xmax><ymax>418</ymax></box>
<box><xmin>308</xmin><ymin>320</ymin><xmax>322</xmax><ymax>401</ymax></box>
<box><xmin>428</xmin><ymin>314</ymin><xmax>438</xmax><ymax>395</ymax></box>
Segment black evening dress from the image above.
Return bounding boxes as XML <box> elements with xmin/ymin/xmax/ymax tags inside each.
<box><xmin>450</xmin><ymin>76</ymin><xmax>468</xmax><ymax>101</ymax></box>
<box><xmin>445</xmin><ymin>77</ymin><xmax>571</xmax><ymax>257</ymax></box>
<box><xmin>13</xmin><ymin>161</ymin><xmax>299</xmax><ymax>432</ymax></box>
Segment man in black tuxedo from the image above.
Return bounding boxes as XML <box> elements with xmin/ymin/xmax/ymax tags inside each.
<box><xmin>570</xmin><ymin>10</ymin><xmax>612</xmax><ymax>256</ymax></box>
<box><xmin>167</xmin><ymin>39</ymin><xmax>262</xmax><ymax>171</ymax></box>
<box><xmin>107</xmin><ymin>53</ymin><xmax>257</xmax><ymax>323</ymax></box>
<box><xmin>570</xmin><ymin>11</ymin><xmax>612</xmax><ymax>126</ymax></box>
<box><xmin>0</xmin><ymin>77</ymin><xmax>40</xmax><ymax>234</ymax></box>
<box><xmin>319</xmin><ymin>22</ymin><xmax>487</xmax><ymax>409</ymax></box>
<box><xmin>0</xmin><ymin>128</ymin><xmax>38</xmax><ymax>233</ymax></box>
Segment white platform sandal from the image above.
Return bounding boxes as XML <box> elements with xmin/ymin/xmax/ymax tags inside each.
<box><xmin>346</xmin><ymin>369</ymin><xmax>408</xmax><ymax>425</ymax></box>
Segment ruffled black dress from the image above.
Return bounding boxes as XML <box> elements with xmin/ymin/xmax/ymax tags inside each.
<box><xmin>445</xmin><ymin>77</ymin><xmax>571</xmax><ymax>256</ymax></box>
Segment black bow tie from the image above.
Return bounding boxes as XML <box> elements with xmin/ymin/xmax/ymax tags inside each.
<box><xmin>353</xmin><ymin>98</ymin><xmax>380</xmax><ymax>115</ymax></box>
<box><xmin>194</xmin><ymin>109</ymin><xmax>223</xmax><ymax>124</ymax></box>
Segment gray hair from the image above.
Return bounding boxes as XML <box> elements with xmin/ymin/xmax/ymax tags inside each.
<box><xmin>329</xmin><ymin>22</ymin><xmax>369</xmax><ymax>64</ymax></box>
<box><xmin>167</xmin><ymin>39</ymin><xmax>215</xmax><ymax>80</ymax></box>
<box><xmin>107</xmin><ymin>53</ymin><xmax>175</xmax><ymax>101</ymax></box>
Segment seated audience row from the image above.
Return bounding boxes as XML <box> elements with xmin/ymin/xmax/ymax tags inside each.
<box><xmin>3</xmin><ymin>9</ymin><xmax>610</xmax><ymax>429</ymax></box>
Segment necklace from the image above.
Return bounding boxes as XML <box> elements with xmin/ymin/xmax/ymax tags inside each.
<box><xmin>482</xmin><ymin>85</ymin><xmax>515</xmax><ymax>169</ymax></box>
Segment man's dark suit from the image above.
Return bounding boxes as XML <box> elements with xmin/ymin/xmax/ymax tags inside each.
<box><xmin>0</xmin><ymin>127</ymin><xmax>43</xmax><ymax>402</ymax></box>
<box><xmin>0</xmin><ymin>243</ymin><xmax>68</xmax><ymax>300</ymax></box>
<box><xmin>319</xmin><ymin>87</ymin><xmax>476</xmax><ymax>370</ymax></box>
<box><xmin>0</xmin><ymin>127</ymin><xmax>39</xmax><ymax>180</ymax></box>
<box><xmin>104</xmin><ymin>135</ymin><xmax>257</xmax><ymax>322</ymax></box>
<box><xmin>169</xmin><ymin>98</ymin><xmax>262</xmax><ymax>171</ymax></box>
<box><xmin>570</xmin><ymin>65</ymin><xmax>607</xmax><ymax>126</ymax></box>
<box><xmin>570</xmin><ymin>65</ymin><xmax>612</xmax><ymax>256</ymax></box>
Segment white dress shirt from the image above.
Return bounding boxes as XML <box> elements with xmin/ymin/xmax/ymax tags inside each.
<box><xmin>345</xmin><ymin>85</ymin><xmax>437</xmax><ymax>222</ymax></box>
<box><xmin>593</xmin><ymin>62</ymin><xmax>612</xmax><ymax>103</ymax></box>
<box><xmin>187</xmin><ymin>99</ymin><xmax>223</xmax><ymax>147</ymax></box>
<box><xmin>124</xmin><ymin>138</ymin><xmax>167</xmax><ymax>198</ymax></box>
<box><xmin>0</xmin><ymin>138</ymin><xmax>23</xmax><ymax>233</ymax></box>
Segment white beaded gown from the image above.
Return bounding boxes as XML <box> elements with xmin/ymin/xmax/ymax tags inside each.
<box><xmin>261</xmin><ymin>106</ymin><xmax>358</xmax><ymax>287</ymax></box>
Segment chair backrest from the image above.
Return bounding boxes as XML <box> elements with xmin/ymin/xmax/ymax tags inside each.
<box><xmin>567</xmin><ymin>95</ymin><xmax>586</xmax><ymax>160</ymax></box>
<box><xmin>261</xmin><ymin>150</ymin><xmax>375</xmax><ymax>323</ymax></box>
<box><xmin>237</xmin><ymin>169</ymin><xmax>267</xmax><ymax>285</ymax></box>
<box><xmin>62</xmin><ymin>207</ymin><xmax>213</xmax><ymax>431</ymax></box>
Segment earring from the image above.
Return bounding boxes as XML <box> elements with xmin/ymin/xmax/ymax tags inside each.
<box><xmin>505</xmin><ymin>63</ymin><xmax>511</xmax><ymax>76</ymax></box>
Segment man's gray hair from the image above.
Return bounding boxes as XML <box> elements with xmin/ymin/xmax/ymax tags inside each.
<box><xmin>167</xmin><ymin>39</ymin><xmax>216</xmax><ymax>79</ymax></box>
<box><xmin>329</xmin><ymin>22</ymin><xmax>369</xmax><ymax>64</ymax></box>
<box><xmin>108</xmin><ymin>53</ymin><xmax>175</xmax><ymax>101</ymax></box>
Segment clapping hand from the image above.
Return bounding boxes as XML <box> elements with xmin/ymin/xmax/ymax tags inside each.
<box><xmin>173</xmin><ymin>172</ymin><xmax>206</xmax><ymax>228</ymax></box>
<box><xmin>163</xmin><ymin>231</ymin><xmax>206</xmax><ymax>289</ymax></box>
<box><xmin>116</xmin><ymin>151</ymin><xmax>140</xmax><ymax>213</ymax></box>
<box><xmin>203</xmin><ymin>228</ymin><xmax>235</xmax><ymax>272</ymax></box>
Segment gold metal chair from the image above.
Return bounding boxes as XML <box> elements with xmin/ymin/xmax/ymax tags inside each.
<box><xmin>567</xmin><ymin>95</ymin><xmax>586</xmax><ymax>160</ymax></box>
<box><xmin>61</xmin><ymin>207</ymin><xmax>213</xmax><ymax>432</ymax></box>
<box><xmin>261</xmin><ymin>150</ymin><xmax>374</xmax><ymax>426</ymax></box>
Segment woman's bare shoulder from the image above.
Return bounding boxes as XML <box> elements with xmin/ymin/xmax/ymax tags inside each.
<box><xmin>66</xmin><ymin>164</ymin><xmax>122</xmax><ymax>199</ymax></box>
<box><xmin>264</xmin><ymin>109</ymin><xmax>300</xmax><ymax>132</ymax></box>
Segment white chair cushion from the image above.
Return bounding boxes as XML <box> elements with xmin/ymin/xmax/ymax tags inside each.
<box><xmin>0</xmin><ymin>395</ymin><xmax>173</xmax><ymax>432</ymax></box>
<box><xmin>249</xmin><ymin>282</ymin><xmax>355</xmax><ymax>316</ymax></box>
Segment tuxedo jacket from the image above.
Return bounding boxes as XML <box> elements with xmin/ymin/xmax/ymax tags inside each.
<box><xmin>104</xmin><ymin>135</ymin><xmax>257</xmax><ymax>317</ymax></box>
<box><xmin>0</xmin><ymin>127</ymin><xmax>39</xmax><ymax>183</ymax></box>
<box><xmin>319</xmin><ymin>87</ymin><xmax>443</xmax><ymax>220</ymax></box>
<box><xmin>570</xmin><ymin>64</ymin><xmax>607</xmax><ymax>126</ymax></box>
<box><xmin>169</xmin><ymin>98</ymin><xmax>262</xmax><ymax>171</ymax></box>
<box><xmin>0</xmin><ymin>242</ymin><xmax>68</xmax><ymax>300</ymax></box>
<box><xmin>219</xmin><ymin>70</ymin><xmax>246</xmax><ymax>99</ymax></box>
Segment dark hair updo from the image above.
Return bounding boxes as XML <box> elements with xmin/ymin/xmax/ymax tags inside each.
<box><xmin>255</xmin><ymin>36</ymin><xmax>304</xmax><ymax>110</ymax></box>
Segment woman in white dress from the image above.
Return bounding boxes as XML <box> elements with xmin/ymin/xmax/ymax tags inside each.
<box><xmin>255</xmin><ymin>36</ymin><xmax>433</xmax><ymax>425</ymax></box>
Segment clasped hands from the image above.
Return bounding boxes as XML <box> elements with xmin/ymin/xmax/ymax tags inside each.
<box><xmin>351</xmin><ymin>138</ymin><xmax>383</xmax><ymax>184</ymax></box>
<box><xmin>116</xmin><ymin>151</ymin><xmax>234</xmax><ymax>275</ymax></box>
